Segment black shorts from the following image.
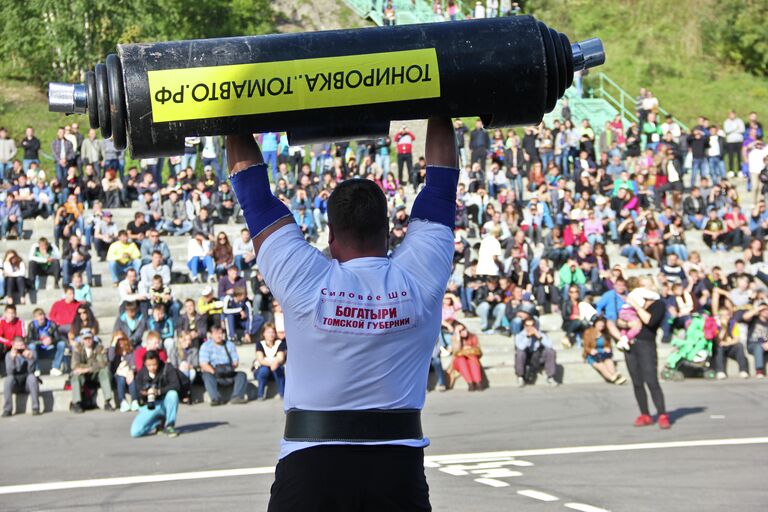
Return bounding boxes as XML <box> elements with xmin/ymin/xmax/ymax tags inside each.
<box><xmin>267</xmin><ymin>445</ymin><xmax>431</xmax><ymax>512</ymax></box>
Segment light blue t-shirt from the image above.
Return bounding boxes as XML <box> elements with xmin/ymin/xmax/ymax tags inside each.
<box><xmin>260</xmin><ymin>133</ymin><xmax>278</xmax><ymax>153</ymax></box>
<box><xmin>257</xmin><ymin>221</ymin><xmax>453</xmax><ymax>459</ymax></box>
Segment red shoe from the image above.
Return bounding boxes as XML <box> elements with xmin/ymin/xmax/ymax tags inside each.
<box><xmin>633</xmin><ymin>414</ymin><xmax>653</xmax><ymax>427</ymax></box>
<box><xmin>658</xmin><ymin>414</ymin><xmax>671</xmax><ymax>429</ymax></box>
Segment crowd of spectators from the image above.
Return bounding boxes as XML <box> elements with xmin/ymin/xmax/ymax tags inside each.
<box><xmin>0</xmin><ymin>95</ymin><xmax>767</xmax><ymax>423</ymax></box>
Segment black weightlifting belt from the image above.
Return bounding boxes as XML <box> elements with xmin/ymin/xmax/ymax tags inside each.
<box><xmin>283</xmin><ymin>409</ymin><xmax>423</xmax><ymax>443</ymax></box>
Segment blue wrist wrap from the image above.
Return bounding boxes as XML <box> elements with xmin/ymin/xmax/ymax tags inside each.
<box><xmin>230</xmin><ymin>164</ymin><xmax>292</xmax><ymax>238</ymax></box>
<box><xmin>410</xmin><ymin>166</ymin><xmax>460</xmax><ymax>228</ymax></box>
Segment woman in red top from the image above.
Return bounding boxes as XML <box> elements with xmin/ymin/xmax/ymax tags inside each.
<box><xmin>450</xmin><ymin>322</ymin><xmax>483</xmax><ymax>391</ymax></box>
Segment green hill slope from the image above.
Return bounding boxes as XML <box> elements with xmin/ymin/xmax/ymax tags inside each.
<box><xmin>527</xmin><ymin>0</ymin><xmax>766</xmax><ymax>125</ymax></box>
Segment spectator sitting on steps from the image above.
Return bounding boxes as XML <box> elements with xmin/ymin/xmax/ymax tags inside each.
<box><xmin>26</xmin><ymin>308</ymin><xmax>66</xmax><ymax>377</ymax></box>
<box><xmin>162</xmin><ymin>190</ymin><xmax>192</xmax><ymax>236</ymax></box>
<box><xmin>107</xmin><ymin>230</ymin><xmax>142</xmax><ymax>286</ymax></box>
<box><xmin>93</xmin><ymin>210</ymin><xmax>118</xmax><ymax>261</ymax></box>
<box><xmin>140</xmin><ymin>229</ymin><xmax>172</xmax><ymax>268</ymax></box>
<box><xmin>514</xmin><ymin>317</ymin><xmax>558</xmax><ymax>387</ymax></box>
<box><xmin>449</xmin><ymin>322</ymin><xmax>484</xmax><ymax>391</ymax></box>
<box><xmin>113</xmin><ymin>301</ymin><xmax>148</xmax><ymax>348</ymax></box>
<box><xmin>2</xmin><ymin>337</ymin><xmax>40</xmax><ymax>417</ymax></box>
<box><xmin>252</xmin><ymin>322</ymin><xmax>286</xmax><ymax>400</ymax></box>
<box><xmin>582</xmin><ymin>316</ymin><xmax>627</xmax><ymax>385</ymax></box>
<box><xmin>134</xmin><ymin>330</ymin><xmax>168</xmax><ymax>372</ymax></box>
<box><xmin>199</xmin><ymin>325</ymin><xmax>248</xmax><ymax>406</ymax></box>
<box><xmin>48</xmin><ymin>286</ymin><xmax>81</xmax><ymax>336</ymax></box>
<box><xmin>70</xmin><ymin>330</ymin><xmax>114</xmax><ymax>414</ymax></box>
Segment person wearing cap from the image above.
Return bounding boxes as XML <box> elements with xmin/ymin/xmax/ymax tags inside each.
<box><xmin>201</xmin><ymin>136</ymin><xmax>222</xmax><ymax>180</ymax></box>
<box><xmin>70</xmin><ymin>329</ymin><xmax>114</xmax><ymax>414</ymax></box>
<box><xmin>594</xmin><ymin>195</ymin><xmax>618</xmax><ymax>242</ymax></box>
<box><xmin>227</xmin><ymin>118</ymin><xmax>457</xmax><ymax>509</ymax></box>
<box><xmin>92</xmin><ymin>210</ymin><xmax>117</xmax><ymax>260</ymax></box>
<box><xmin>742</xmin><ymin>302</ymin><xmax>768</xmax><ymax>378</ymax></box>
<box><xmin>197</xmin><ymin>286</ymin><xmax>223</xmax><ymax>332</ymax></box>
<box><xmin>202</xmin><ymin>165</ymin><xmax>220</xmax><ymax>194</ymax></box>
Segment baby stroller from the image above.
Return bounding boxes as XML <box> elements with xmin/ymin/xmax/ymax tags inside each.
<box><xmin>660</xmin><ymin>314</ymin><xmax>717</xmax><ymax>381</ymax></box>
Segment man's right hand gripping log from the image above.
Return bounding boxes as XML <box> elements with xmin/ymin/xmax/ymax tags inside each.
<box><xmin>227</xmin><ymin>119</ymin><xmax>458</xmax><ymax>512</ymax></box>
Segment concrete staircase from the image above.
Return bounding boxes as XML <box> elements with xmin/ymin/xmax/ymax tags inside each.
<box><xmin>3</xmin><ymin>160</ymin><xmax>760</xmax><ymax>414</ymax></box>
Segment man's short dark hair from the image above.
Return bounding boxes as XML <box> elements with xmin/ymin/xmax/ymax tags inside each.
<box><xmin>143</xmin><ymin>350</ymin><xmax>160</xmax><ymax>363</ymax></box>
<box><xmin>327</xmin><ymin>179</ymin><xmax>388</xmax><ymax>249</ymax></box>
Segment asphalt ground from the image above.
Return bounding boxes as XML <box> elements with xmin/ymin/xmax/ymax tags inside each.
<box><xmin>1</xmin><ymin>379</ymin><xmax>766</xmax><ymax>512</ymax></box>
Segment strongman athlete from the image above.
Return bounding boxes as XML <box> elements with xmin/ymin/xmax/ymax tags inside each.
<box><xmin>228</xmin><ymin>118</ymin><xmax>458</xmax><ymax>511</ymax></box>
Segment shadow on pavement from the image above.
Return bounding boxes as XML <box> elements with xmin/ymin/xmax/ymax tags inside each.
<box><xmin>177</xmin><ymin>421</ymin><xmax>230</xmax><ymax>434</ymax></box>
<box><xmin>667</xmin><ymin>406</ymin><xmax>707</xmax><ymax>423</ymax></box>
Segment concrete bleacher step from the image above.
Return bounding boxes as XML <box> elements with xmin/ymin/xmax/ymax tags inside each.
<box><xmin>2</xmin><ymin>344</ymin><xmax>267</xmax><ymax>414</ymax></box>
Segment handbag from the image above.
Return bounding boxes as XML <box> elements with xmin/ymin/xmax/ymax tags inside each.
<box><xmin>458</xmin><ymin>346</ymin><xmax>482</xmax><ymax>358</ymax></box>
<box><xmin>214</xmin><ymin>343</ymin><xmax>236</xmax><ymax>387</ymax></box>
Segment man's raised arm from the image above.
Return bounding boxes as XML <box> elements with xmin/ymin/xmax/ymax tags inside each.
<box><xmin>410</xmin><ymin>117</ymin><xmax>460</xmax><ymax>227</ymax></box>
<box><xmin>227</xmin><ymin>134</ymin><xmax>294</xmax><ymax>257</ymax></box>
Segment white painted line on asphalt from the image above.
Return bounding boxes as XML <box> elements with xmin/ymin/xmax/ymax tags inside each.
<box><xmin>425</xmin><ymin>436</ymin><xmax>768</xmax><ymax>463</ymax></box>
<box><xmin>508</xmin><ymin>459</ymin><xmax>534</xmax><ymax>467</ymax></box>
<box><xmin>439</xmin><ymin>467</ymin><xmax>469</xmax><ymax>476</ymax></box>
<box><xmin>469</xmin><ymin>469</ymin><xmax>522</xmax><ymax>478</ymax></box>
<box><xmin>565</xmin><ymin>503</ymin><xmax>610</xmax><ymax>512</ymax></box>
<box><xmin>9</xmin><ymin>437</ymin><xmax>767</xmax><ymax>496</ymax></box>
<box><xmin>710</xmin><ymin>415</ymin><xmax>726</xmax><ymax>419</ymax></box>
<box><xmin>474</xmin><ymin>478</ymin><xmax>510</xmax><ymax>488</ymax></box>
<box><xmin>443</xmin><ymin>461</ymin><xmax>529</xmax><ymax>471</ymax></box>
<box><xmin>0</xmin><ymin>466</ymin><xmax>275</xmax><ymax>495</ymax></box>
<box><xmin>518</xmin><ymin>489</ymin><xmax>559</xmax><ymax>502</ymax></box>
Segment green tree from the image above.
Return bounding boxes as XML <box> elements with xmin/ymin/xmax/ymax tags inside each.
<box><xmin>0</xmin><ymin>0</ymin><xmax>276</xmax><ymax>86</ymax></box>
<box><xmin>702</xmin><ymin>0</ymin><xmax>767</xmax><ymax>78</ymax></box>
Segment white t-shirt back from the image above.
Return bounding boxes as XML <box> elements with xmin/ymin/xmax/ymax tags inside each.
<box><xmin>476</xmin><ymin>235</ymin><xmax>502</xmax><ymax>276</ymax></box>
<box><xmin>257</xmin><ymin>220</ymin><xmax>453</xmax><ymax>459</ymax></box>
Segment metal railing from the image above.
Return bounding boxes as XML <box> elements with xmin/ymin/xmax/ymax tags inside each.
<box><xmin>595</xmin><ymin>72</ymin><xmax>689</xmax><ymax>132</ymax></box>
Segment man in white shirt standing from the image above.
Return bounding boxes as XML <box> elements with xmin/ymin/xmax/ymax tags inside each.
<box><xmin>228</xmin><ymin>118</ymin><xmax>458</xmax><ymax>511</ymax></box>
<box><xmin>723</xmin><ymin>110</ymin><xmax>745</xmax><ymax>177</ymax></box>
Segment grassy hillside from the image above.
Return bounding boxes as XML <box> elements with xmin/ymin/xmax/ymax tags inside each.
<box><xmin>0</xmin><ymin>80</ymin><xmax>89</xmax><ymax>172</ymax></box>
<box><xmin>528</xmin><ymin>0</ymin><xmax>767</xmax><ymax>125</ymax></box>
<box><xmin>0</xmin><ymin>0</ymin><xmax>370</xmax><ymax>171</ymax></box>
<box><xmin>2</xmin><ymin>0</ymin><xmax>765</xmax><ymax>167</ymax></box>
